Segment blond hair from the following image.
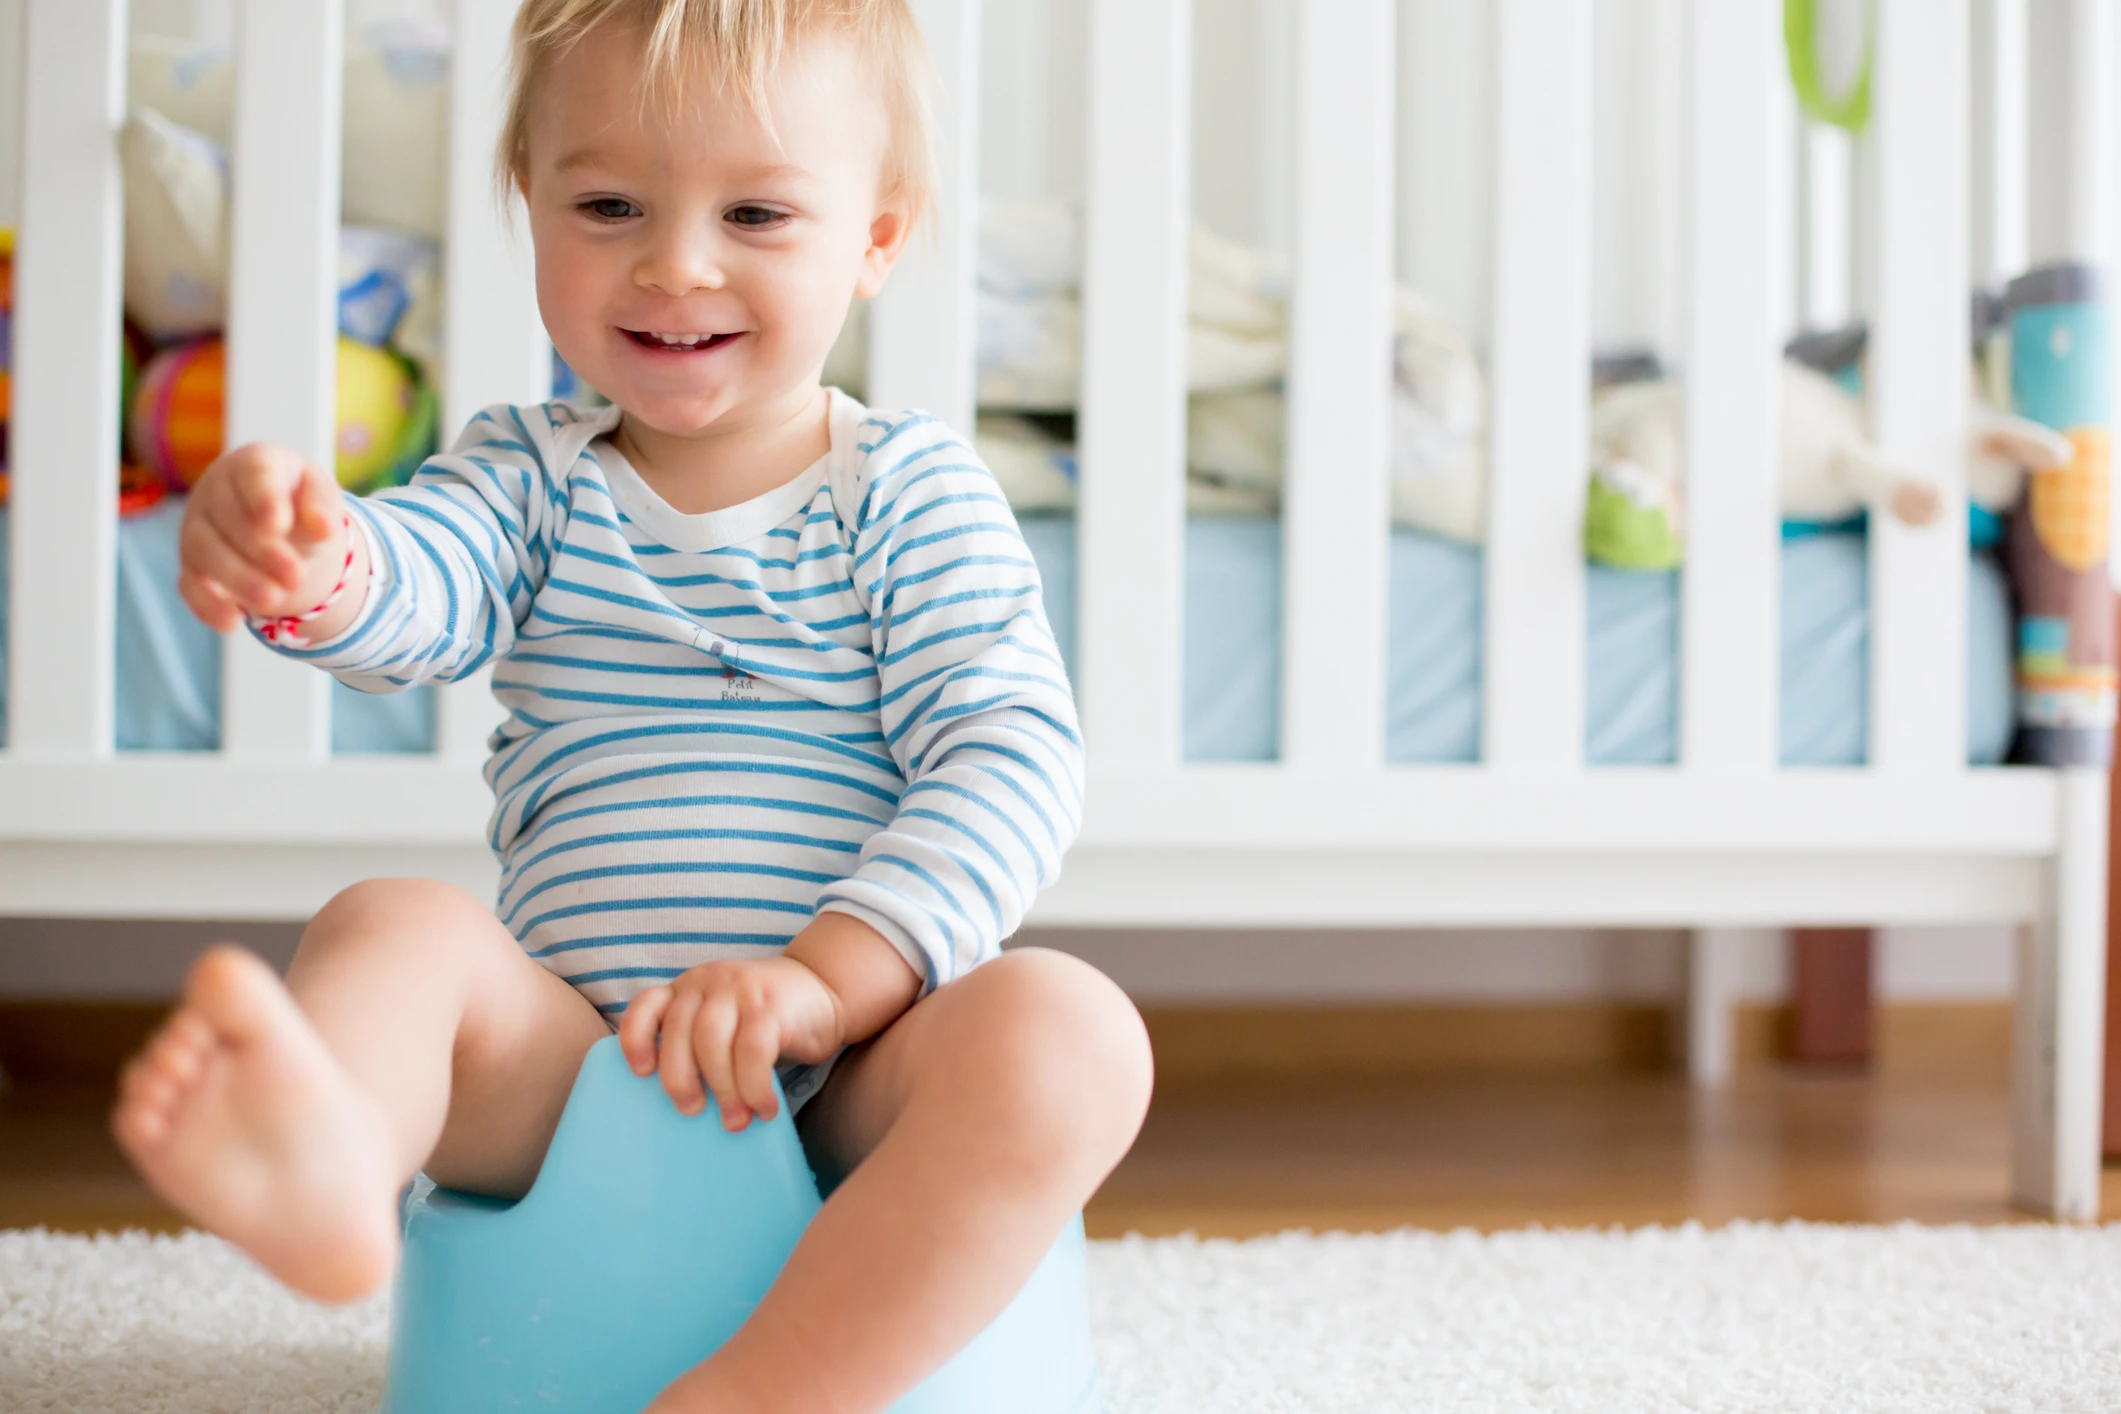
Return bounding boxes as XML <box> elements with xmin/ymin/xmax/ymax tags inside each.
<box><xmin>499</xmin><ymin>0</ymin><xmax>937</xmax><ymax>224</ymax></box>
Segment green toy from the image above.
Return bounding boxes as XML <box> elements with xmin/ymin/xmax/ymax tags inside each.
<box><xmin>1785</xmin><ymin>0</ymin><xmax>1873</xmax><ymax>134</ymax></box>
<box><xmin>1584</xmin><ymin>459</ymin><xmax>1684</xmax><ymax>571</ymax></box>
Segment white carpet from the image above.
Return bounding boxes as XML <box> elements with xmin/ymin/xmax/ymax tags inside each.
<box><xmin>5</xmin><ymin>1222</ymin><xmax>2120</xmax><ymax>1411</ymax></box>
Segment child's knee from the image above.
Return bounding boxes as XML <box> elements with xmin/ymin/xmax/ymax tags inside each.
<box><xmin>962</xmin><ymin>950</ymin><xmax>1153</xmax><ymax>1160</ymax></box>
<box><xmin>303</xmin><ymin>877</ymin><xmax>503</xmax><ymax>967</ymax></box>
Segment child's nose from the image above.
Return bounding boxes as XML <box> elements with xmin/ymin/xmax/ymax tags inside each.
<box><xmin>634</xmin><ymin>238</ymin><xmax>727</xmax><ymax>298</ymax></box>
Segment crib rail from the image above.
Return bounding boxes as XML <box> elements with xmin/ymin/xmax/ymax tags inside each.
<box><xmin>1680</xmin><ymin>0</ymin><xmax>1782</xmax><ymax>774</ymax></box>
<box><xmin>220</xmin><ymin>0</ymin><xmax>342</xmax><ymax>760</ymax></box>
<box><xmin>1870</xmin><ymin>0</ymin><xmax>1971</xmax><ymax>775</ymax></box>
<box><xmin>1077</xmin><ymin>0</ymin><xmax>1189</xmax><ymax>771</ymax></box>
<box><xmin>1485</xmin><ymin>0</ymin><xmax>1591</xmax><ymax>774</ymax></box>
<box><xmin>7</xmin><ymin>0</ymin><xmax>124</xmax><ymax>759</ymax></box>
<box><xmin>1282</xmin><ymin>0</ymin><xmax>1395</xmax><ymax>772</ymax></box>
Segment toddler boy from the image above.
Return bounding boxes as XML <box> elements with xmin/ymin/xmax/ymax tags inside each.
<box><xmin>113</xmin><ymin>4</ymin><xmax>1151</xmax><ymax>1410</ymax></box>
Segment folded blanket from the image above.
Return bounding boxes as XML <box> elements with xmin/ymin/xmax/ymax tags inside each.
<box><xmin>823</xmin><ymin>201</ymin><xmax>1490</xmax><ymax>540</ymax></box>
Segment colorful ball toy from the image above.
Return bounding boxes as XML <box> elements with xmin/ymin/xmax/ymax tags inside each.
<box><xmin>333</xmin><ymin>337</ymin><xmax>420</xmax><ymax>489</ymax></box>
<box><xmin>129</xmin><ymin>337</ymin><xmax>226</xmax><ymax>490</ymax></box>
<box><xmin>129</xmin><ymin>335</ymin><xmax>431</xmax><ymax>493</ymax></box>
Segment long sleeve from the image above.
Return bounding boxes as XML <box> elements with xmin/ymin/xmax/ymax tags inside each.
<box><xmin>813</xmin><ymin>415</ymin><xmax>1085</xmax><ymax>990</ymax></box>
<box><xmin>266</xmin><ymin>404</ymin><xmax>575</xmax><ymax>691</ymax></box>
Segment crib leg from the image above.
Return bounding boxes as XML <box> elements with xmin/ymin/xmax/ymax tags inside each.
<box><xmin>2012</xmin><ymin>767</ymin><xmax>2110</xmax><ymax>1219</ymax></box>
<box><xmin>1685</xmin><ymin>929</ymin><xmax>1744</xmax><ymax>1089</ymax></box>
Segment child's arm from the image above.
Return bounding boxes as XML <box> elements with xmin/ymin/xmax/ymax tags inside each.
<box><xmin>177</xmin><ymin>406</ymin><xmax>569</xmax><ymax>689</ymax></box>
<box><xmin>810</xmin><ymin>416</ymin><xmax>1085</xmax><ymax>989</ymax></box>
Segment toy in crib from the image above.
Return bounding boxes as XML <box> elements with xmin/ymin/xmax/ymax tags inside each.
<box><xmin>386</xmin><ymin>1036</ymin><xmax>1102</xmax><ymax>1414</ymax></box>
<box><xmin>1996</xmin><ymin>263</ymin><xmax>2114</xmax><ymax>766</ymax></box>
<box><xmin>1583</xmin><ymin>356</ymin><xmax>2070</xmax><ymax>570</ymax></box>
<box><xmin>128</xmin><ymin>336</ymin><xmax>434</xmax><ymax>495</ymax></box>
<box><xmin>116</xmin><ymin>103</ymin><xmax>444</xmax><ymax>497</ymax></box>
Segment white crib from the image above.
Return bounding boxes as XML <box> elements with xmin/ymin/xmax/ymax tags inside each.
<box><xmin>0</xmin><ymin>0</ymin><xmax>2114</xmax><ymax>1219</ymax></box>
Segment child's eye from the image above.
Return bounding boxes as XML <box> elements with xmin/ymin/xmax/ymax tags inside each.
<box><xmin>580</xmin><ymin>198</ymin><xmax>640</xmax><ymax>222</ymax></box>
<box><xmin>726</xmin><ymin>205</ymin><xmax>787</xmax><ymax>231</ymax></box>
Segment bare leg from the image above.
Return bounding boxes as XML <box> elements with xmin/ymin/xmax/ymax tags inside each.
<box><xmin>111</xmin><ymin>878</ymin><xmax>608</xmax><ymax>1301</ymax></box>
<box><xmin>647</xmin><ymin>947</ymin><xmax>1153</xmax><ymax>1414</ymax></box>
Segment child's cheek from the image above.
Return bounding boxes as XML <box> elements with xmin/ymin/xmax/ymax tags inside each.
<box><xmin>534</xmin><ymin>235</ymin><xmax>615</xmax><ymax>382</ymax></box>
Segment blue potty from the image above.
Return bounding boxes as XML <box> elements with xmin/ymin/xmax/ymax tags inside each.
<box><xmin>384</xmin><ymin>1036</ymin><xmax>1103</xmax><ymax>1413</ymax></box>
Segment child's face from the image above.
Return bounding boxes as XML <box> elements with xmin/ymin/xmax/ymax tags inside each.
<box><xmin>521</xmin><ymin>26</ymin><xmax>908</xmax><ymax>437</ymax></box>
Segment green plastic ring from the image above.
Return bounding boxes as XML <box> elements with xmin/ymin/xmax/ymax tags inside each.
<box><xmin>1785</xmin><ymin>0</ymin><xmax>1874</xmax><ymax>134</ymax></box>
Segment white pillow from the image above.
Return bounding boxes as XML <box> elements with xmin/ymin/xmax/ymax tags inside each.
<box><xmin>119</xmin><ymin>107</ymin><xmax>228</xmax><ymax>341</ymax></box>
<box><xmin>127</xmin><ymin>26</ymin><xmax>450</xmax><ymax>242</ymax></box>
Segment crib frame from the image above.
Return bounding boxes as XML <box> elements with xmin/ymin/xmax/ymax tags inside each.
<box><xmin>1</xmin><ymin>0</ymin><xmax>2115</xmax><ymax>1219</ymax></box>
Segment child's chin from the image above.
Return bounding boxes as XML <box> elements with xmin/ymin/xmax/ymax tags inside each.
<box><xmin>621</xmin><ymin>393</ymin><xmax>740</xmax><ymax>438</ymax></box>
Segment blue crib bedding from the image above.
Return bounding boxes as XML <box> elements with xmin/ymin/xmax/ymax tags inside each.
<box><xmin>1017</xmin><ymin>513</ymin><xmax>2016</xmax><ymax>766</ymax></box>
<box><xmin>0</xmin><ymin>502</ymin><xmax>434</xmax><ymax>753</ymax></box>
<box><xmin>0</xmin><ymin>504</ymin><xmax>2011</xmax><ymax>765</ymax></box>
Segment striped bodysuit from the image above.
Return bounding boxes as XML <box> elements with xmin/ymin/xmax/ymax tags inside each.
<box><xmin>276</xmin><ymin>390</ymin><xmax>1084</xmax><ymax>1106</ymax></box>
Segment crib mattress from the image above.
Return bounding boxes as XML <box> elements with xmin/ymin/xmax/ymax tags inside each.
<box><xmin>0</xmin><ymin>502</ymin><xmax>433</xmax><ymax>754</ymax></box>
<box><xmin>1018</xmin><ymin>513</ymin><xmax>2015</xmax><ymax>766</ymax></box>
<box><xmin>0</xmin><ymin>504</ymin><xmax>2011</xmax><ymax>766</ymax></box>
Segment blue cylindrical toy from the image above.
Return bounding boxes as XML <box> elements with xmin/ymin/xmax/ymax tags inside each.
<box><xmin>384</xmin><ymin>1036</ymin><xmax>1104</xmax><ymax>1414</ymax></box>
<box><xmin>2005</xmin><ymin>263</ymin><xmax>2114</xmax><ymax>766</ymax></box>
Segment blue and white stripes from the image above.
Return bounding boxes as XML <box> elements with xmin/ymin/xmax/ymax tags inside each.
<box><xmin>280</xmin><ymin>390</ymin><xmax>1083</xmax><ymax>1018</ymax></box>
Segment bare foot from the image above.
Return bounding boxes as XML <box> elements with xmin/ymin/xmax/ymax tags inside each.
<box><xmin>112</xmin><ymin>945</ymin><xmax>402</xmax><ymax>1303</ymax></box>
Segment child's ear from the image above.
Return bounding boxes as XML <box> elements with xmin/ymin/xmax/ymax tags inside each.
<box><xmin>855</xmin><ymin>203</ymin><xmax>918</xmax><ymax>299</ymax></box>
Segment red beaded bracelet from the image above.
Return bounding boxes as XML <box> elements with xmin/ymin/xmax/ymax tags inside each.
<box><xmin>254</xmin><ymin>513</ymin><xmax>358</xmax><ymax>647</ymax></box>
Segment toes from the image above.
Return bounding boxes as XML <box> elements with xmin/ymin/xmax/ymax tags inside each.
<box><xmin>116</xmin><ymin>1005</ymin><xmax>222</xmax><ymax>1150</ymax></box>
<box><xmin>113</xmin><ymin>1089</ymin><xmax>169</xmax><ymax>1149</ymax></box>
<box><xmin>155</xmin><ymin>1013</ymin><xmax>214</xmax><ymax>1082</ymax></box>
<box><xmin>129</xmin><ymin>1010</ymin><xmax>213</xmax><ymax>1096</ymax></box>
<box><xmin>186</xmin><ymin>944</ymin><xmax>296</xmax><ymax>1045</ymax></box>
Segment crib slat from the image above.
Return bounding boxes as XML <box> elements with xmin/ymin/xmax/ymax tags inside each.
<box><xmin>1078</xmin><ymin>0</ymin><xmax>1189</xmax><ymax>771</ymax></box>
<box><xmin>445</xmin><ymin>0</ymin><xmax>550</xmax><ymax>440</ymax></box>
<box><xmin>1681</xmin><ymin>0</ymin><xmax>1781</xmax><ymax>774</ymax></box>
<box><xmin>2027</xmin><ymin>0</ymin><xmax>2117</xmax><ymax>268</ymax></box>
<box><xmin>1283</xmin><ymin>0</ymin><xmax>1393</xmax><ymax>771</ymax></box>
<box><xmin>1400</xmin><ymin>0</ymin><xmax>1492</xmax><ymax>348</ymax></box>
<box><xmin>1971</xmin><ymin>0</ymin><xmax>2029</xmax><ymax>288</ymax></box>
<box><xmin>6</xmin><ymin>0</ymin><xmax>125</xmax><ymax>757</ymax></box>
<box><xmin>433</xmin><ymin>0</ymin><xmax>545</xmax><ymax>763</ymax></box>
<box><xmin>221</xmin><ymin>0</ymin><xmax>344</xmax><ymax>760</ymax></box>
<box><xmin>1485</xmin><ymin>0</ymin><xmax>1591</xmax><ymax>772</ymax></box>
<box><xmin>1869</xmin><ymin>0</ymin><xmax>1968</xmax><ymax>775</ymax></box>
<box><xmin>867</xmin><ymin>0</ymin><xmax>978</xmax><ymax>432</ymax></box>
<box><xmin>1800</xmin><ymin>127</ymin><xmax>1853</xmax><ymax>331</ymax></box>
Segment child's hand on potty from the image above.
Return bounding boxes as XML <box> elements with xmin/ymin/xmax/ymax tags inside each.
<box><xmin>619</xmin><ymin>951</ymin><xmax>849</xmax><ymax>1130</ymax></box>
<box><xmin>617</xmin><ymin>908</ymin><xmax>924</xmax><ymax>1129</ymax></box>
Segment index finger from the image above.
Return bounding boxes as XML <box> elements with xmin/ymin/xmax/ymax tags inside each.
<box><xmin>230</xmin><ymin>448</ymin><xmax>296</xmax><ymax>536</ymax></box>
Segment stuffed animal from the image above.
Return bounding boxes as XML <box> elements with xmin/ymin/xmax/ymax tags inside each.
<box><xmin>1583</xmin><ymin>359</ymin><xmax>2067</xmax><ymax>568</ymax></box>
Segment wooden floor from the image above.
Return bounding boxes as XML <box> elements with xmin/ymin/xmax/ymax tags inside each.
<box><xmin>6</xmin><ymin>1061</ymin><xmax>2118</xmax><ymax>1239</ymax></box>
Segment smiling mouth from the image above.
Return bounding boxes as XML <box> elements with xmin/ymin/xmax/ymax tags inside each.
<box><xmin>623</xmin><ymin>329</ymin><xmax>744</xmax><ymax>352</ymax></box>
